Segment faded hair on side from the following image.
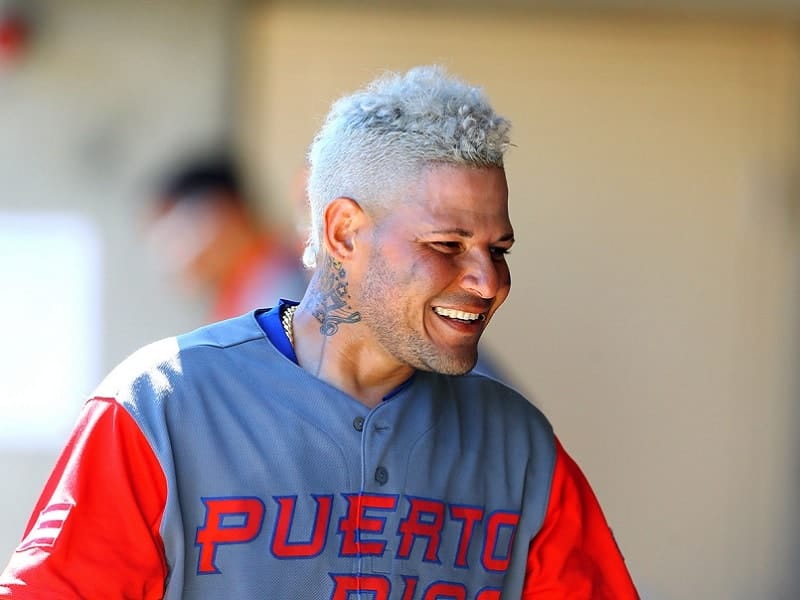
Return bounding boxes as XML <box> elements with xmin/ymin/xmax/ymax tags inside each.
<box><xmin>303</xmin><ymin>65</ymin><xmax>511</xmax><ymax>268</ymax></box>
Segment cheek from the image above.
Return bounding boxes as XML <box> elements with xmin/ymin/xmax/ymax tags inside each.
<box><xmin>401</xmin><ymin>249</ymin><xmax>455</xmax><ymax>287</ymax></box>
<box><xmin>415</xmin><ymin>260</ymin><xmax>461</xmax><ymax>296</ymax></box>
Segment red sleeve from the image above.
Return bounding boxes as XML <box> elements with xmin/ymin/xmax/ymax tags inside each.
<box><xmin>523</xmin><ymin>438</ymin><xmax>639</xmax><ymax>599</ymax></box>
<box><xmin>0</xmin><ymin>397</ymin><xmax>168</xmax><ymax>599</ymax></box>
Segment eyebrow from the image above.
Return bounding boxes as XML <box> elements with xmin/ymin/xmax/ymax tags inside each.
<box><xmin>430</xmin><ymin>228</ymin><xmax>474</xmax><ymax>238</ymax></box>
<box><xmin>429</xmin><ymin>228</ymin><xmax>515</xmax><ymax>243</ymax></box>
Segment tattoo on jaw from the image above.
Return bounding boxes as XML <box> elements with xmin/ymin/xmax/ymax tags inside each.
<box><xmin>311</xmin><ymin>256</ymin><xmax>362</xmax><ymax>336</ymax></box>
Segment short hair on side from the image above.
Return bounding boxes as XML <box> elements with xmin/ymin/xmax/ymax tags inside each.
<box><xmin>304</xmin><ymin>65</ymin><xmax>511</xmax><ymax>269</ymax></box>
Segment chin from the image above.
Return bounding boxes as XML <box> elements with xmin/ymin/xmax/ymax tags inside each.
<box><xmin>418</xmin><ymin>353</ymin><xmax>477</xmax><ymax>376</ymax></box>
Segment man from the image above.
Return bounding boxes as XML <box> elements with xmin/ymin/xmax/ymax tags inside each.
<box><xmin>0</xmin><ymin>66</ymin><xmax>638</xmax><ymax>598</ymax></box>
<box><xmin>147</xmin><ymin>155</ymin><xmax>307</xmax><ymax>320</ymax></box>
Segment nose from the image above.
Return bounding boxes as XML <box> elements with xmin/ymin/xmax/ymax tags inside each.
<box><xmin>459</xmin><ymin>249</ymin><xmax>503</xmax><ymax>299</ymax></box>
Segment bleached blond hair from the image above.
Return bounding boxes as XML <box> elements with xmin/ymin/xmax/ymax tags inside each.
<box><xmin>304</xmin><ymin>65</ymin><xmax>511</xmax><ymax>268</ymax></box>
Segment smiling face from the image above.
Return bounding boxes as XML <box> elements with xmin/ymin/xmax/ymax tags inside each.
<box><xmin>355</xmin><ymin>163</ymin><xmax>513</xmax><ymax>375</ymax></box>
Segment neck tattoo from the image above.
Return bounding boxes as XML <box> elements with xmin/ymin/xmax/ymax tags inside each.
<box><xmin>281</xmin><ymin>304</ymin><xmax>298</xmax><ymax>346</ymax></box>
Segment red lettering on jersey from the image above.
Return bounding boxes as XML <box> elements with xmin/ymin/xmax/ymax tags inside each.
<box><xmin>330</xmin><ymin>573</ymin><xmax>390</xmax><ymax>600</ymax></box>
<box><xmin>475</xmin><ymin>588</ymin><xmax>502</xmax><ymax>600</ymax></box>
<box><xmin>449</xmin><ymin>505</ymin><xmax>484</xmax><ymax>568</ymax></box>
<box><xmin>195</xmin><ymin>497</ymin><xmax>265</xmax><ymax>574</ymax></box>
<box><xmin>422</xmin><ymin>581</ymin><xmax>467</xmax><ymax>600</ymax></box>
<box><xmin>338</xmin><ymin>493</ymin><xmax>397</xmax><ymax>556</ymax></box>
<box><xmin>481</xmin><ymin>511</ymin><xmax>519</xmax><ymax>573</ymax></box>
<box><xmin>400</xmin><ymin>575</ymin><xmax>419</xmax><ymax>600</ymax></box>
<box><xmin>271</xmin><ymin>494</ymin><xmax>333</xmax><ymax>558</ymax></box>
<box><xmin>397</xmin><ymin>497</ymin><xmax>445</xmax><ymax>563</ymax></box>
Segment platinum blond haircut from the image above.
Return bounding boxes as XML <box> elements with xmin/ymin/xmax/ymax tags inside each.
<box><xmin>303</xmin><ymin>65</ymin><xmax>512</xmax><ymax>269</ymax></box>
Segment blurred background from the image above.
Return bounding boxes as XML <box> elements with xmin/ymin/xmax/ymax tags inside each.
<box><xmin>1</xmin><ymin>0</ymin><xmax>799</xmax><ymax>598</ymax></box>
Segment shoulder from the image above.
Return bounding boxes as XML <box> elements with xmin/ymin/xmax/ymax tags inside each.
<box><xmin>177</xmin><ymin>311</ymin><xmax>267</xmax><ymax>351</ymax></box>
<box><xmin>89</xmin><ymin>312</ymin><xmax>275</xmax><ymax>454</ymax></box>
<box><xmin>424</xmin><ymin>370</ymin><xmax>553</xmax><ymax>441</ymax></box>
<box><xmin>442</xmin><ymin>371</ymin><xmax>545</xmax><ymax>414</ymax></box>
<box><xmin>93</xmin><ymin>312</ymin><xmax>269</xmax><ymax>403</ymax></box>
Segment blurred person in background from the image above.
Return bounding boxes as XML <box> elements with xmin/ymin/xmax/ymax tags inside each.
<box><xmin>146</xmin><ymin>154</ymin><xmax>307</xmax><ymax>321</ymax></box>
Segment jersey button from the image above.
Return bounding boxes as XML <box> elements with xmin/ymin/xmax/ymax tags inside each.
<box><xmin>353</xmin><ymin>416</ymin><xmax>365</xmax><ymax>432</ymax></box>
<box><xmin>374</xmin><ymin>466</ymin><xmax>389</xmax><ymax>485</ymax></box>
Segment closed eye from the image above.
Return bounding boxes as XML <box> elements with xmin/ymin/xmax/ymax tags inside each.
<box><xmin>431</xmin><ymin>241</ymin><xmax>463</xmax><ymax>253</ymax></box>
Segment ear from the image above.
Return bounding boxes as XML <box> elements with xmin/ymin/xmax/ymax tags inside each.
<box><xmin>322</xmin><ymin>197</ymin><xmax>367</xmax><ymax>262</ymax></box>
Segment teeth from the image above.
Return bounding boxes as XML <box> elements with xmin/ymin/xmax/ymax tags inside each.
<box><xmin>434</xmin><ymin>307</ymin><xmax>484</xmax><ymax>321</ymax></box>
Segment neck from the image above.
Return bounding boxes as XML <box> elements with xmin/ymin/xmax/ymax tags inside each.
<box><xmin>291</xmin><ymin>263</ymin><xmax>413</xmax><ymax>408</ymax></box>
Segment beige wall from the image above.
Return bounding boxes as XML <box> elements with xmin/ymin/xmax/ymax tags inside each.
<box><xmin>240</xmin><ymin>6</ymin><xmax>800</xmax><ymax>599</ymax></box>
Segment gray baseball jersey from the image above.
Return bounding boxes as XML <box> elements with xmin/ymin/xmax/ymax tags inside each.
<box><xmin>0</xmin><ymin>304</ymin><xmax>638</xmax><ymax>599</ymax></box>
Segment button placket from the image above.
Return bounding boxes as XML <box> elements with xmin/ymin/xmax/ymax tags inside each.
<box><xmin>361</xmin><ymin>405</ymin><xmax>395</xmax><ymax>492</ymax></box>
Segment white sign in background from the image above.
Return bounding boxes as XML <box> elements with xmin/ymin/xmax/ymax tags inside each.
<box><xmin>0</xmin><ymin>213</ymin><xmax>102</xmax><ymax>451</ymax></box>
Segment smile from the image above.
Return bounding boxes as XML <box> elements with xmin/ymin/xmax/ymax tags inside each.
<box><xmin>433</xmin><ymin>307</ymin><xmax>486</xmax><ymax>322</ymax></box>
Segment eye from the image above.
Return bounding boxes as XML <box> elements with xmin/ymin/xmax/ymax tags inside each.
<box><xmin>490</xmin><ymin>246</ymin><xmax>511</xmax><ymax>260</ymax></box>
<box><xmin>431</xmin><ymin>241</ymin><xmax>462</xmax><ymax>253</ymax></box>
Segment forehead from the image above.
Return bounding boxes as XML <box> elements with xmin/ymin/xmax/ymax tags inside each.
<box><xmin>401</xmin><ymin>164</ymin><xmax>511</xmax><ymax>227</ymax></box>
